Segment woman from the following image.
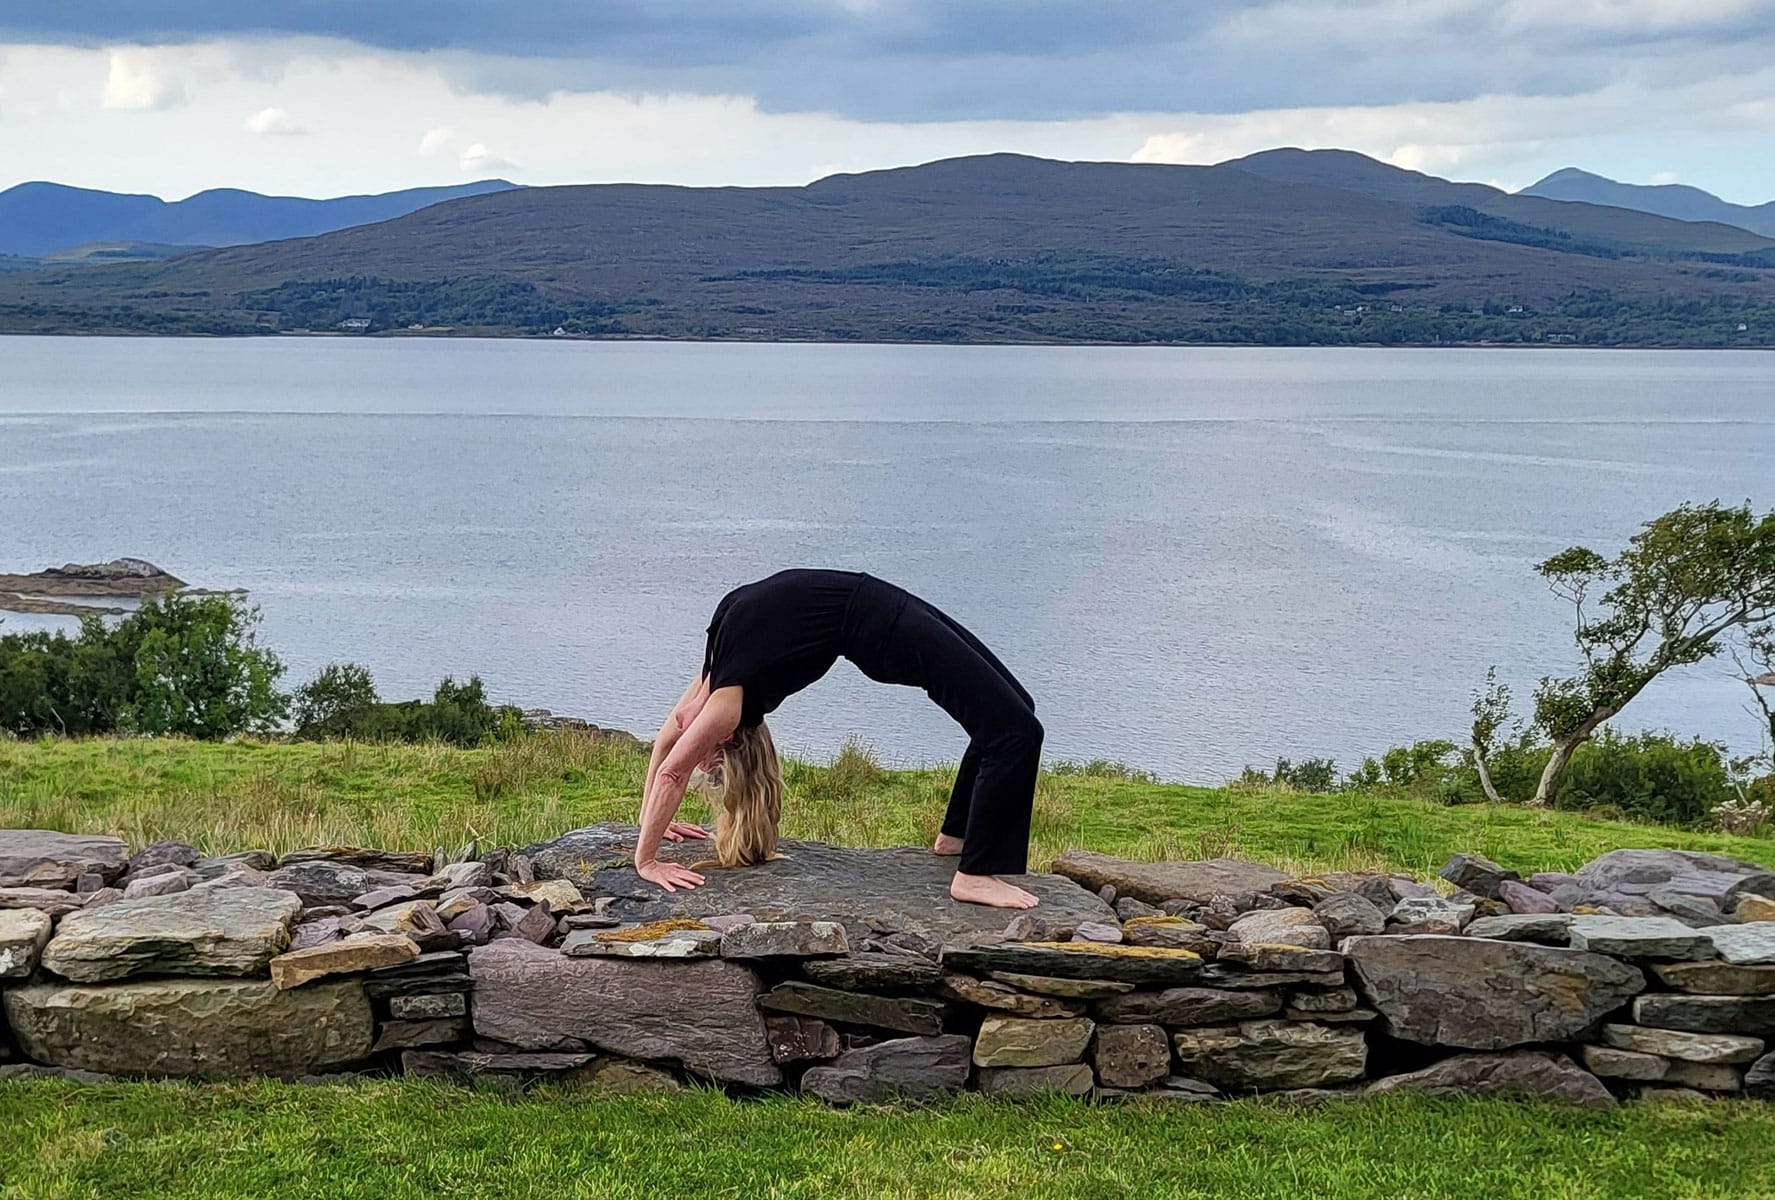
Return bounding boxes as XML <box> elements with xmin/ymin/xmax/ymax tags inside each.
<box><xmin>635</xmin><ymin>569</ymin><xmax>1044</xmax><ymax>909</ymax></box>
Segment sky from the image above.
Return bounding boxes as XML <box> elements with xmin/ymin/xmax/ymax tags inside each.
<box><xmin>2</xmin><ymin>1</ymin><xmax>1774</xmax><ymax>202</ymax></box>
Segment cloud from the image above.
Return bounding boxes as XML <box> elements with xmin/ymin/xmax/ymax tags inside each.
<box><xmin>243</xmin><ymin>105</ymin><xmax>306</xmax><ymax>135</ymax></box>
<box><xmin>458</xmin><ymin>141</ymin><xmax>516</xmax><ymax>173</ymax></box>
<box><xmin>100</xmin><ymin>47</ymin><xmax>185</xmax><ymax>110</ymax></box>
<box><xmin>417</xmin><ymin>126</ymin><xmax>453</xmax><ymax>155</ymax></box>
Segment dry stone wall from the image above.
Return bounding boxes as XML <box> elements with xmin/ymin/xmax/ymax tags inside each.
<box><xmin>3</xmin><ymin>827</ymin><xmax>1774</xmax><ymax>1105</ymax></box>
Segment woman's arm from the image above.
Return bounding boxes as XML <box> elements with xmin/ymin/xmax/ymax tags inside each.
<box><xmin>642</xmin><ymin>674</ymin><xmax>710</xmax><ymax>807</ymax></box>
<box><xmin>634</xmin><ymin>687</ymin><xmax>742</xmax><ymax>891</ymax></box>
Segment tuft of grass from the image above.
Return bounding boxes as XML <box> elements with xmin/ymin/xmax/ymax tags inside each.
<box><xmin>0</xmin><ymin>734</ymin><xmax>1772</xmax><ymax>876</ymax></box>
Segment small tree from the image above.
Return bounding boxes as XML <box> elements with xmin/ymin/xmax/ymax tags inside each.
<box><xmin>115</xmin><ymin>594</ymin><xmax>287</xmax><ymax>737</ymax></box>
<box><xmin>291</xmin><ymin>662</ymin><xmax>381</xmax><ymax>739</ymax></box>
<box><xmin>1478</xmin><ymin>501</ymin><xmax>1775</xmax><ymax>808</ymax></box>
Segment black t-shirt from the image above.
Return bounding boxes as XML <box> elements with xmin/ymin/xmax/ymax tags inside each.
<box><xmin>702</xmin><ymin>569</ymin><xmax>866</xmax><ymax>728</ymax></box>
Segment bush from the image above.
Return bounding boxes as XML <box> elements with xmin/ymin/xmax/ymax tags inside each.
<box><xmin>290</xmin><ymin>670</ymin><xmax>520</xmax><ymax>748</ymax></box>
<box><xmin>0</xmin><ymin>595</ymin><xmax>285</xmax><ymax>738</ymax></box>
<box><xmin>291</xmin><ymin>663</ymin><xmax>380</xmax><ymax>739</ymax></box>
<box><xmin>1235</xmin><ymin>757</ymin><xmax>1338</xmax><ymax>793</ymax></box>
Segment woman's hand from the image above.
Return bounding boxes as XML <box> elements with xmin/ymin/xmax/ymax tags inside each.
<box><xmin>636</xmin><ymin>858</ymin><xmax>706</xmax><ymax>892</ymax></box>
<box><xmin>663</xmin><ymin>821</ymin><xmax>709</xmax><ymax>842</ymax></box>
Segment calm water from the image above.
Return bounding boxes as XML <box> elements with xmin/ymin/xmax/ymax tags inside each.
<box><xmin>1</xmin><ymin>337</ymin><xmax>1771</xmax><ymax>779</ymax></box>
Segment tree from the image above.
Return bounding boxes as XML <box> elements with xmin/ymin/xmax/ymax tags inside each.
<box><xmin>291</xmin><ymin>662</ymin><xmax>381</xmax><ymax>739</ymax></box>
<box><xmin>1476</xmin><ymin>501</ymin><xmax>1775</xmax><ymax>807</ymax></box>
<box><xmin>116</xmin><ymin>594</ymin><xmax>287</xmax><ymax>738</ymax></box>
<box><xmin>1469</xmin><ymin>667</ymin><xmax>1512</xmax><ymax>804</ymax></box>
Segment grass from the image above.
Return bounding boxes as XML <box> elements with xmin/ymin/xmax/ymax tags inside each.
<box><xmin>2</xmin><ymin>1081</ymin><xmax>1773</xmax><ymax>1200</ymax></box>
<box><xmin>1</xmin><ymin>732</ymin><xmax>1771</xmax><ymax>878</ymax></box>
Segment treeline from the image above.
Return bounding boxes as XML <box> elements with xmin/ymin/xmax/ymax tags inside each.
<box><xmin>237</xmin><ymin>276</ymin><xmax>628</xmax><ymax>334</ymax></box>
<box><xmin>0</xmin><ymin>595</ymin><xmax>518</xmax><ymax>746</ymax></box>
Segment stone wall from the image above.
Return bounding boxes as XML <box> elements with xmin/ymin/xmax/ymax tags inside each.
<box><xmin>3</xmin><ymin>827</ymin><xmax>1774</xmax><ymax>1105</ymax></box>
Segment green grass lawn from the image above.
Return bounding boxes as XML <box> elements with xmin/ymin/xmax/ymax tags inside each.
<box><xmin>5</xmin><ymin>734</ymin><xmax>1775</xmax><ymax>1200</ymax></box>
<box><xmin>2</xmin><ymin>1080</ymin><xmax>1773</xmax><ymax>1200</ymax></box>
<box><xmin>2</xmin><ymin>732</ymin><xmax>1771</xmax><ymax>878</ymax></box>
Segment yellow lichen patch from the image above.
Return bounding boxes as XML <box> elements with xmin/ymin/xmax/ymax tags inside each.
<box><xmin>1121</xmin><ymin>916</ymin><xmax>1199</xmax><ymax>931</ymax></box>
<box><xmin>595</xmin><ymin>918</ymin><xmax>711</xmax><ymax>943</ymax></box>
<box><xmin>1018</xmin><ymin>941</ymin><xmax>1203</xmax><ymax>962</ymax></box>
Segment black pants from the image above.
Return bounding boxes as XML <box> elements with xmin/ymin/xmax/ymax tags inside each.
<box><xmin>846</xmin><ymin>580</ymin><xmax>1042</xmax><ymax>876</ymax></box>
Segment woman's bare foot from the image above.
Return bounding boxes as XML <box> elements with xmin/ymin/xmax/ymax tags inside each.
<box><xmin>933</xmin><ymin>833</ymin><xmax>964</xmax><ymax>856</ymax></box>
<box><xmin>950</xmin><ymin>872</ymin><xmax>1040</xmax><ymax>909</ymax></box>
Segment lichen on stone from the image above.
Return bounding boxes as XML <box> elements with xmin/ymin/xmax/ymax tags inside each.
<box><xmin>595</xmin><ymin>919</ymin><xmax>712</xmax><ymax>943</ymax></box>
<box><xmin>1018</xmin><ymin>941</ymin><xmax>1203</xmax><ymax>962</ymax></box>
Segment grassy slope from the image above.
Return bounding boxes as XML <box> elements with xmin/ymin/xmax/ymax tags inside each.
<box><xmin>3</xmin><ymin>733</ymin><xmax>1772</xmax><ymax>878</ymax></box>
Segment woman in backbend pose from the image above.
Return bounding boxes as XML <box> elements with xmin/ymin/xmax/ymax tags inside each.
<box><xmin>635</xmin><ymin>569</ymin><xmax>1044</xmax><ymax>909</ymax></box>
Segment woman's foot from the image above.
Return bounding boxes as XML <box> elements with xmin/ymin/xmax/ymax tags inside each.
<box><xmin>933</xmin><ymin>833</ymin><xmax>964</xmax><ymax>856</ymax></box>
<box><xmin>950</xmin><ymin>872</ymin><xmax>1040</xmax><ymax>909</ymax></box>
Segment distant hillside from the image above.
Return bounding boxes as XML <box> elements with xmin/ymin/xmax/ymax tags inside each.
<box><xmin>0</xmin><ymin>179</ymin><xmax>520</xmax><ymax>258</ymax></box>
<box><xmin>2</xmin><ymin>152</ymin><xmax>1772</xmax><ymax>347</ymax></box>
<box><xmin>1522</xmin><ymin>168</ymin><xmax>1775</xmax><ymax>238</ymax></box>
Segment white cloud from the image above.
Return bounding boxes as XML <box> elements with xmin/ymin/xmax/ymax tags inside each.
<box><xmin>458</xmin><ymin>141</ymin><xmax>517</xmax><ymax>173</ymax></box>
<box><xmin>100</xmin><ymin>47</ymin><xmax>186</xmax><ymax>111</ymax></box>
<box><xmin>243</xmin><ymin>106</ymin><xmax>307</xmax><ymax>135</ymax></box>
<box><xmin>417</xmin><ymin>126</ymin><xmax>454</xmax><ymax>156</ymax></box>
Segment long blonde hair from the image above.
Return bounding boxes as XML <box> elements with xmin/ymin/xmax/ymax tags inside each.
<box><xmin>706</xmin><ymin>720</ymin><xmax>784</xmax><ymax>867</ymax></box>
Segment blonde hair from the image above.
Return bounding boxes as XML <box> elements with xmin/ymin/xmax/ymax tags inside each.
<box><xmin>706</xmin><ymin>720</ymin><xmax>784</xmax><ymax>868</ymax></box>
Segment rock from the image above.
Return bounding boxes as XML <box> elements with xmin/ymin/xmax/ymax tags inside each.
<box><xmin>1198</xmin><ymin>964</ymin><xmax>1345</xmax><ymax>990</ymax></box>
<box><xmin>1529</xmin><ymin>871</ymin><xmax>1580</xmax><ymax>892</ymax></box>
<box><xmin>0</xmin><ymin>887</ymin><xmax>88</xmax><ymax>917</ymax></box>
<box><xmin>1215</xmin><ymin>943</ymin><xmax>1341</xmax><ymax>973</ymax></box>
<box><xmin>1448</xmin><ymin>889</ymin><xmax>1509</xmax><ymax>919</ymax></box>
<box><xmin>979</xmin><ymin>1063</ymin><xmax>1096</xmax><ymax>1096</ymax></box>
<box><xmin>41</xmin><ymin>887</ymin><xmax>302</xmax><ymax>982</ymax></box>
<box><xmin>1464</xmin><ymin>913</ymin><xmax>1574</xmax><ymax>945</ymax></box>
<box><xmin>193</xmin><ymin>851</ymin><xmax>277</xmax><ymax>879</ymax></box>
<box><xmin>939</xmin><ymin>941</ymin><xmax>1203</xmax><ymax>985</ymax></box>
<box><xmin>402</xmin><ymin>1050</ymin><xmax>596</xmax><ymax>1086</ymax></box>
<box><xmin>1346</xmin><ymin>935</ymin><xmax>1645</xmax><ymax>1049</ymax></box>
<box><xmin>1735</xmin><ymin>895</ymin><xmax>1775</xmax><ymax>923</ymax></box>
<box><xmin>1438</xmin><ymin>853</ymin><xmax>1519</xmax><ymax>899</ymax></box>
<box><xmin>389</xmin><ymin>992</ymin><xmax>468</xmax><ymax>1020</ymax></box>
<box><xmin>190</xmin><ymin>866</ymin><xmax>272</xmax><ymax>893</ymax></box>
<box><xmin>558</xmin><ymin>910</ymin><xmax>621</xmax><ymax>931</ymax></box>
<box><xmin>1313</xmin><ymin>893</ymin><xmax>1386</xmax><ymax>939</ymax></box>
<box><xmin>987</xmin><ymin>972</ymin><xmax>1133</xmax><ymax>999</ymax></box>
<box><xmin>1699</xmin><ymin>924</ymin><xmax>1775</xmax><ymax>965</ymax></box>
<box><xmin>351</xmin><ymin>885</ymin><xmax>419</xmax><ymax>911</ymax></box>
<box><xmin>122</xmin><ymin>867</ymin><xmax>197</xmax><ymax>899</ymax></box>
<box><xmin>1121</xmin><ymin>916</ymin><xmax>1218</xmax><ymax>954</ymax></box>
<box><xmin>1746</xmin><ymin>1052</ymin><xmax>1775</xmax><ymax>1099</ymax></box>
<box><xmin>468</xmin><ymin>939</ymin><xmax>778</xmax><ymax>1085</ymax></box>
<box><xmin>1567</xmin><ymin>916</ymin><xmax>1717</xmax><ymax>960</ymax></box>
<box><xmin>499</xmin><ymin>879</ymin><xmax>586</xmax><ymax>911</ymax></box>
<box><xmin>1367</xmin><ymin>1051</ymin><xmax>1614</xmax><ymax>1109</ymax></box>
<box><xmin>1097</xmin><ymin>885</ymin><xmax>1118</xmax><ymax>905</ymax></box>
<box><xmin>1574</xmin><ymin>850</ymin><xmax>1770</xmax><ymax>909</ymax></box>
<box><xmin>0</xmin><ymin>1064</ymin><xmax>119</xmax><ymax>1084</ymax></box>
<box><xmin>1580</xmin><ymin>1044</ymin><xmax>1668</xmax><ymax>1080</ymax></box>
<box><xmin>1633</xmin><ymin>994</ymin><xmax>1775</xmax><ymax>1036</ymax></box>
<box><xmin>75</xmin><ymin>872</ymin><xmax>104</xmax><ymax>893</ymax></box>
<box><xmin>1093</xmin><ymin>1023</ymin><xmax>1171</xmax><ymax>1088</ymax></box>
<box><xmin>1651</xmin><ymin>961</ymin><xmax>1775</xmax><ymax>995</ymax></box>
<box><xmin>436</xmin><ymin>893</ymin><xmax>481</xmax><ymax>922</ymax></box>
<box><xmin>581</xmin><ymin>1059</ymin><xmax>685</xmax><ymax>1094</ymax></box>
<box><xmin>0</xmin><ymin>908</ymin><xmax>53</xmax><ymax>978</ymax></box>
<box><xmin>1662</xmin><ymin>1061</ymin><xmax>1742</xmax><ymax>1091</ymax></box>
<box><xmin>1388</xmin><ymin>877</ymin><xmax>1439</xmax><ymax>901</ymax></box>
<box><xmin>759</xmin><ymin>981</ymin><xmax>950</xmax><ymax>1035</ymax></box>
<box><xmin>561</xmin><ymin>922</ymin><xmax>723</xmax><ymax>958</ymax></box>
<box><xmin>1072</xmin><ymin>921</ymin><xmax>1123</xmax><ymax>945</ymax></box>
<box><xmin>936</xmin><ymin>972</ymin><xmax>1085</xmax><ymax>1018</ymax></box>
<box><xmin>373</xmin><ymin>1018</ymin><xmax>468</xmax><ymax>1051</ymax></box>
<box><xmin>522</xmin><ymin>824</ymin><xmax>1113</xmax><ymax>943</ymax></box>
<box><xmin>1095</xmin><ymin>986</ymin><xmax>1282</xmax><ymax>1025</ymax></box>
<box><xmin>1285</xmin><ymin>986</ymin><xmax>1359</xmax><ymax>1014</ymax></box>
<box><xmin>1388</xmin><ymin>897</ymin><xmax>1475</xmax><ymax>934</ymax></box>
<box><xmin>803</xmin><ymin>952</ymin><xmax>943</xmax><ymax>991</ymax></box>
<box><xmin>1285</xmin><ymin>1006</ymin><xmax>1377</xmax><ymax>1024</ymax></box>
<box><xmin>1227</xmin><ymin>907</ymin><xmax>1325</xmax><ymax>946</ymax></box>
<box><xmin>506</xmin><ymin>904</ymin><xmax>555</xmax><ymax>946</ymax></box>
<box><xmin>1115</xmin><ymin>897</ymin><xmax>1164</xmax><ymax>921</ymax></box>
<box><xmin>266</xmin><ymin>861</ymin><xmax>426</xmax><ymax>908</ymax></box>
<box><xmin>0</xmin><ymin>830</ymin><xmax>128</xmax><ymax>888</ymax></box>
<box><xmin>720</xmin><ymin>920</ymin><xmax>849</xmax><ymax>960</ymax></box>
<box><xmin>1171</xmin><ymin>1021</ymin><xmax>1366</xmax><ymax>1090</ymax></box>
<box><xmin>121</xmin><ymin>839</ymin><xmax>200</xmax><ymax>879</ymax></box>
<box><xmin>447</xmin><ymin>904</ymin><xmax>498</xmax><ymax>945</ymax></box>
<box><xmin>434</xmin><ymin>861</ymin><xmax>492</xmax><ymax>891</ymax></box>
<box><xmin>973</xmin><ymin>1016</ymin><xmax>1095</xmax><ymax>1067</ymax></box>
<box><xmin>270</xmin><ymin>933</ymin><xmax>419</xmax><ymax>989</ymax></box>
<box><xmin>3</xmin><ymin>978</ymin><xmax>372</xmax><ymax>1078</ymax></box>
<box><xmin>1498</xmin><ymin>880</ymin><xmax>1560</xmax><ymax>915</ymax></box>
<box><xmin>799</xmin><ymin>1035</ymin><xmax>971</xmax><ymax>1103</ymax></box>
<box><xmin>765</xmin><ymin>1015</ymin><xmax>841</xmax><ymax>1063</ymax></box>
<box><xmin>358</xmin><ymin>900</ymin><xmax>443</xmax><ymax>937</ymax></box>
<box><xmin>1602</xmin><ymin>1024</ymin><xmax>1764</xmax><ymax>1063</ymax></box>
<box><xmin>1637</xmin><ymin>1086</ymin><xmax>1714</xmax><ymax>1103</ymax></box>
<box><xmin>280</xmin><ymin>845</ymin><xmax>435</xmax><ymax>874</ymax></box>
<box><xmin>1049</xmin><ymin>851</ymin><xmax>1289</xmax><ymax>905</ymax></box>
<box><xmin>1649</xmin><ymin>890</ymin><xmax>1726</xmax><ymax>926</ymax></box>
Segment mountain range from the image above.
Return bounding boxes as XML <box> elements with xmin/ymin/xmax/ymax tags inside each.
<box><xmin>1</xmin><ymin>151</ymin><xmax>1770</xmax><ymax>346</ymax></box>
<box><xmin>1521</xmin><ymin>168</ymin><xmax>1775</xmax><ymax>239</ymax></box>
<box><xmin>0</xmin><ymin>179</ymin><xmax>519</xmax><ymax>259</ymax></box>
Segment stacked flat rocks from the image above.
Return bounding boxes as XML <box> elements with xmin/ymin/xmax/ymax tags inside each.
<box><xmin>3</xmin><ymin>825</ymin><xmax>1773</xmax><ymax>1105</ymax></box>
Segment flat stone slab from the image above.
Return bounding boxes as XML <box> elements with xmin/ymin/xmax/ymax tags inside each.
<box><xmin>1346</xmin><ymin>935</ymin><xmax>1645</xmax><ymax>1049</ymax></box>
<box><xmin>1698</xmin><ymin>924</ymin><xmax>1775</xmax><ymax>966</ymax></box>
<box><xmin>1651</xmin><ymin>961</ymin><xmax>1775</xmax><ymax>995</ymax></box>
<box><xmin>1567</xmin><ymin>916</ymin><xmax>1717</xmax><ymax>960</ymax></box>
<box><xmin>520</xmin><ymin>824</ymin><xmax>1112</xmax><ymax>942</ymax></box>
<box><xmin>1465</xmin><ymin>913</ymin><xmax>1574</xmax><ymax>945</ymax></box>
<box><xmin>0</xmin><ymin>887</ymin><xmax>88</xmax><ymax>917</ymax></box>
<box><xmin>270</xmin><ymin>934</ymin><xmax>419</xmax><ymax>990</ymax></box>
<box><xmin>800</xmin><ymin>1035</ymin><xmax>971</xmax><ymax>1103</ymax></box>
<box><xmin>803</xmin><ymin>953</ymin><xmax>942</xmax><ymax>991</ymax></box>
<box><xmin>973</xmin><ymin>1016</ymin><xmax>1095</xmax><ymax>1067</ymax></box>
<box><xmin>1049</xmin><ymin>850</ymin><xmax>1288</xmax><ymax>905</ymax></box>
<box><xmin>1573</xmin><ymin>850</ymin><xmax>1774</xmax><ymax>914</ymax></box>
<box><xmin>759</xmin><ymin>981</ymin><xmax>950</xmax><ymax>1035</ymax></box>
<box><xmin>561</xmin><ymin>924</ymin><xmax>723</xmax><ymax>959</ymax></box>
<box><xmin>1367</xmin><ymin>1051</ymin><xmax>1614</xmax><ymax>1109</ymax></box>
<box><xmin>41</xmin><ymin>887</ymin><xmax>302</xmax><ymax>982</ymax></box>
<box><xmin>979</xmin><ymin>1063</ymin><xmax>1096</xmax><ymax>1096</ymax></box>
<box><xmin>468</xmin><ymin>939</ymin><xmax>778</xmax><ymax>1085</ymax></box>
<box><xmin>0</xmin><ymin>907</ymin><xmax>53</xmax><ymax>978</ymax></box>
<box><xmin>0</xmin><ymin>830</ymin><xmax>128</xmax><ymax>889</ymax></box>
<box><xmin>3</xmin><ymin>978</ymin><xmax>372</xmax><ymax>1079</ymax></box>
<box><xmin>1602</xmin><ymin>1023</ymin><xmax>1764</xmax><ymax>1064</ymax></box>
<box><xmin>720</xmin><ymin>921</ymin><xmax>848</xmax><ymax>960</ymax></box>
<box><xmin>941</xmin><ymin>941</ymin><xmax>1204</xmax><ymax>984</ymax></box>
<box><xmin>1634</xmin><ymin>994</ymin><xmax>1775</xmax><ymax>1037</ymax></box>
<box><xmin>1172</xmin><ymin>1020</ymin><xmax>1367</xmax><ymax>1090</ymax></box>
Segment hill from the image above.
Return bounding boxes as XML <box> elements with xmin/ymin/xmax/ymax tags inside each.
<box><xmin>1522</xmin><ymin>167</ymin><xmax>1775</xmax><ymax>238</ymax></box>
<box><xmin>0</xmin><ymin>179</ymin><xmax>520</xmax><ymax>258</ymax></box>
<box><xmin>2</xmin><ymin>152</ymin><xmax>1772</xmax><ymax>346</ymax></box>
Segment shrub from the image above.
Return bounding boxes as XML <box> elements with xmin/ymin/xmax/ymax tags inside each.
<box><xmin>292</xmin><ymin>672</ymin><xmax>521</xmax><ymax>748</ymax></box>
<box><xmin>291</xmin><ymin>662</ymin><xmax>381</xmax><ymax>739</ymax></box>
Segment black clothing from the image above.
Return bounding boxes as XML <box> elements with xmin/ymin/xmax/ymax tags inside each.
<box><xmin>702</xmin><ymin>569</ymin><xmax>1041</xmax><ymax>876</ymax></box>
